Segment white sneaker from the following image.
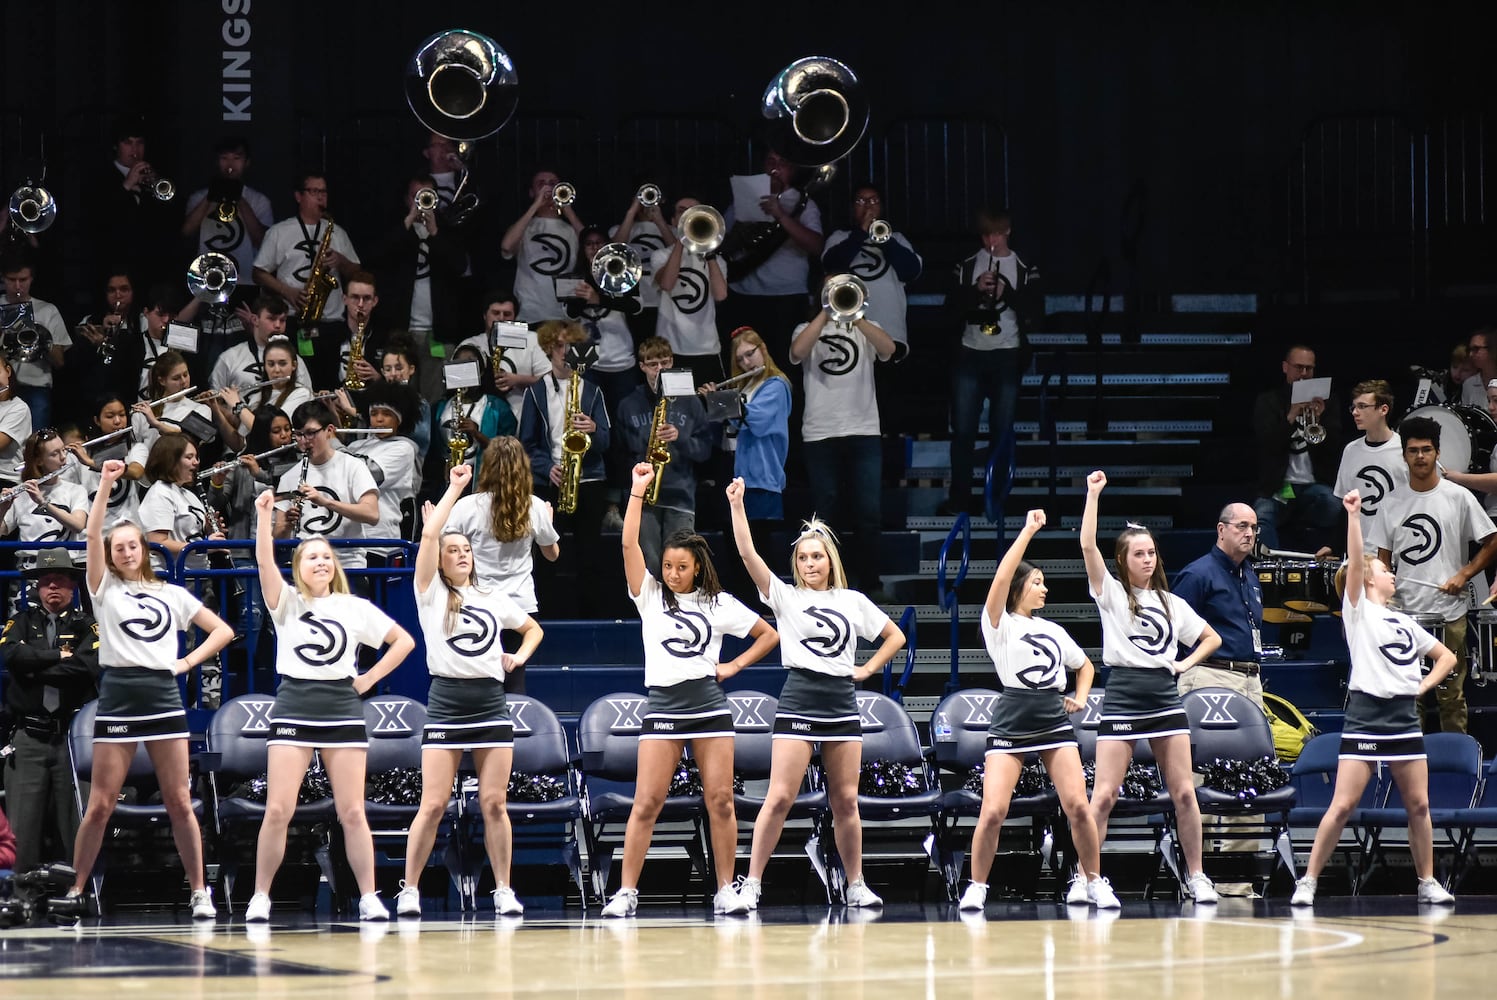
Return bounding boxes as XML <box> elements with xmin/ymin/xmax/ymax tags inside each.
<box><xmin>1088</xmin><ymin>877</ymin><xmax>1121</xmax><ymax>910</ymax></box>
<box><xmin>244</xmin><ymin>892</ymin><xmax>272</xmax><ymax>923</ymax></box>
<box><xmin>190</xmin><ymin>888</ymin><xmax>216</xmax><ymax>920</ymax></box>
<box><xmin>395</xmin><ymin>882</ymin><xmax>421</xmax><ymax>917</ymax></box>
<box><xmin>1187</xmin><ymin>873</ymin><xmax>1219</xmax><ymax>904</ymax></box>
<box><xmin>493</xmin><ymin>885</ymin><xmax>525</xmax><ymax>916</ymax></box>
<box><xmin>958</xmin><ymin>882</ymin><xmax>988</xmax><ymax>911</ymax></box>
<box><xmin>1417</xmin><ymin>877</ymin><xmax>1455</xmax><ymax>905</ymax></box>
<box><xmin>1291</xmin><ymin>876</ymin><xmax>1317</xmax><ymax>906</ymax></box>
<box><xmin>601</xmin><ymin>888</ymin><xmax>638</xmax><ymax>917</ymax></box>
<box><xmin>736</xmin><ymin>876</ymin><xmax>762</xmax><ymax>911</ymax></box>
<box><xmin>714</xmin><ymin>884</ymin><xmax>749</xmax><ymax>914</ymax></box>
<box><xmin>1066</xmin><ymin>873</ymin><xmax>1091</xmax><ymax>905</ymax></box>
<box><xmin>359</xmin><ymin>892</ymin><xmax>390</xmax><ymax>921</ymax></box>
<box><xmin>844</xmin><ymin>879</ymin><xmax>883</xmax><ymax>907</ymax></box>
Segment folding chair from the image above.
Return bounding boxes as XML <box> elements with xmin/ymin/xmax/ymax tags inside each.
<box><xmin>1440</xmin><ymin>754</ymin><xmax>1497</xmax><ymax>890</ymax></box>
<box><xmin>1355</xmin><ymin>731</ymin><xmax>1481</xmax><ymax>891</ymax></box>
<box><xmin>1286</xmin><ymin>731</ymin><xmax>1383</xmax><ymax>889</ymax></box>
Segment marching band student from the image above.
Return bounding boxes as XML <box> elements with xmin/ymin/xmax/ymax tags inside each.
<box><xmin>56</xmin><ymin>459</ymin><xmax>233</xmax><ymax>917</ymax></box>
<box><xmin>1080</xmin><ymin>470</ymin><xmax>1224</xmax><ymax>903</ymax></box>
<box><xmin>376</xmin><ymin>342</ymin><xmax>433</xmax><ymax>463</ymax></box>
<box><xmin>499</xmin><ymin>168</ymin><xmax>582</xmax><ymax>324</ymax></box>
<box><xmin>1291</xmin><ymin>490</ymin><xmax>1458</xmax><ymax>907</ymax></box>
<box><xmin>243</xmin><ymin>488</ymin><xmax>415</xmax><ymax>923</ymax></box>
<box><xmin>1</xmin><ymin>429</ymin><xmax>89</xmax><ymax>572</ymax></box>
<box><xmin>344</xmin><ymin>384</ymin><xmax>422</xmax><ymax>565</ymax></box>
<box><xmin>137</xmin><ymin>435</ymin><xmax>221</xmax><ymax>574</ymax></box>
<box><xmin>957</xmin><ymin>508</ymin><xmax>1114</xmax><ymax>912</ymax></box>
<box><xmin>127</xmin><ymin>351</ymin><xmax>212</xmax><ymax>472</ymax></box>
<box><xmin>725</xmin><ymin>479</ymin><xmax>903</xmax><ymax>910</ymax></box>
<box><xmin>64</xmin><ymin>395</ymin><xmax>138</xmax><ymax>528</ymax></box>
<box><xmin>600</xmin><ymin>463</ymin><xmax>778</xmax><ymax>918</ymax></box>
<box><xmin>273</xmin><ymin>399</ymin><xmax>379</xmax><ymax>571</ymax></box>
<box><xmin>210</xmin><ymin>337</ymin><xmax>311</xmax><ymax>453</ymax></box>
<box><xmin>433</xmin><ymin>344</ymin><xmax>516</xmax><ymax>477</ymax></box>
<box><xmin>444</xmin><ymin>435</ymin><xmax>560</xmax><ymax>693</ymax></box>
<box><xmin>395</xmin><ymin>464</ymin><xmax>544</xmax><ymax>918</ymax></box>
<box><xmin>0</xmin><ymin>352</ymin><xmax>32</xmax><ymax>488</ymax></box>
<box><xmin>204</xmin><ymin>404</ymin><xmax>294</xmax><ymax>540</ymax></box>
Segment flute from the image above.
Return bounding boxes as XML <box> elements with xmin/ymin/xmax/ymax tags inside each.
<box><xmin>78</xmin><ymin>427</ymin><xmax>133</xmax><ymax>450</ymax></box>
<box><xmin>0</xmin><ymin>466</ymin><xmax>68</xmax><ymax>505</ymax></box>
<box><xmin>197</xmin><ymin>443</ymin><xmax>299</xmax><ymax>482</ymax></box>
<box><xmin>712</xmin><ymin>365</ymin><xmax>767</xmax><ymax>390</ymax></box>
<box><xmin>144</xmin><ymin>385</ymin><xmax>200</xmax><ymax>409</ymax></box>
<box><xmin>197</xmin><ymin>376</ymin><xmax>289</xmax><ymax>402</ymax></box>
<box><xmin>335</xmin><ymin>427</ymin><xmax>394</xmax><ymax>436</ymax></box>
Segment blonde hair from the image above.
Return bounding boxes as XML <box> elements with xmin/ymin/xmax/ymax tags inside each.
<box><xmin>730</xmin><ymin>328</ymin><xmax>790</xmax><ymax>395</ymax></box>
<box><xmin>436</xmin><ymin>530</ymin><xmax>487</xmax><ymax>635</ymax></box>
<box><xmin>791</xmin><ymin>517</ymin><xmax>848</xmax><ymax>590</ymax></box>
<box><xmin>104</xmin><ymin>520</ymin><xmax>161</xmax><ymax>585</ymax></box>
<box><xmin>291</xmin><ymin>537</ymin><xmax>351</xmax><ymax>599</ymax></box>
<box><xmin>1114</xmin><ymin>525</ymin><xmax>1172</xmax><ymax>626</ymax></box>
<box><xmin>1333</xmin><ymin>555</ymin><xmax>1380</xmax><ymax>601</ymax></box>
<box><xmin>477</xmin><ymin>437</ymin><xmax>533</xmax><ymax>542</ymax></box>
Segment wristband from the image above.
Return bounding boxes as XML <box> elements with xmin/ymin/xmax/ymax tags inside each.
<box><xmin>631</xmin><ymin>493</ymin><xmax>645</xmax><ymax>499</ymax></box>
<box><xmin>233</xmin><ymin>402</ymin><xmax>248</xmax><ymax>415</ymax></box>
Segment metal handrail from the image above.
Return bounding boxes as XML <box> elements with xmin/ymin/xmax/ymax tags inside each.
<box><xmin>883</xmin><ymin>605</ymin><xmax>918</xmax><ymax>704</ymax></box>
<box><xmin>935</xmin><ymin>513</ymin><xmax>971</xmax><ymax>696</ymax></box>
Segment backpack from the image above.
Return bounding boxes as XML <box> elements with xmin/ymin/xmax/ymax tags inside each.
<box><xmin>1263</xmin><ymin>691</ymin><xmax>1318</xmax><ymax>763</ymax></box>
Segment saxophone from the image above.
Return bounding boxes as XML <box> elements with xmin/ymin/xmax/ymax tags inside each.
<box><xmin>489</xmin><ymin>324</ymin><xmax>506</xmax><ymax>383</ymax></box>
<box><xmin>345</xmin><ymin>318</ymin><xmax>368</xmax><ymax>392</ymax></box>
<box><xmin>446</xmin><ymin>387</ymin><xmax>471</xmax><ymax>472</ymax></box>
<box><xmin>642</xmin><ymin>395</ymin><xmax>671</xmax><ymax>506</ymax></box>
<box><xmin>558</xmin><ymin>368</ymin><xmax>590</xmax><ymax>514</ymax></box>
<box><xmin>298</xmin><ymin>215</ymin><xmax>338</xmax><ymax>329</ymax></box>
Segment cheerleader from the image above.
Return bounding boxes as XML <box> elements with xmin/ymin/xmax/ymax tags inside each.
<box><xmin>137</xmin><ymin>435</ymin><xmax>223</xmax><ymax>573</ymax></box>
<box><xmin>1080</xmin><ymin>470</ymin><xmax>1224</xmax><ymax>903</ymax></box>
<box><xmin>600</xmin><ymin>463</ymin><xmax>779</xmax><ymax>917</ymax></box>
<box><xmin>58</xmin><ymin>459</ymin><xmax>234</xmax><ymax>916</ymax></box>
<box><xmin>395</xmin><ymin>464</ymin><xmax>544</xmax><ymax>918</ymax></box>
<box><xmin>957</xmin><ymin>508</ymin><xmax>1114</xmax><ymax>911</ymax></box>
<box><xmin>1291</xmin><ymin>490</ymin><xmax>1457</xmax><ymax>907</ymax></box>
<box><xmin>0</xmin><ymin>351</ymin><xmax>32</xmax><ymax>488</ymax></box>
<box><xmin>726</xmin><ymin>478</ymin><xmax>904</xmax><ymax>910</ymax></box>
<box><xmin>0</xmin><ymin>429</ymin><xmax>89</xmax><ymax>571</ymax></box>
<box><xmin>127</xmin><ymin>351</ymin><xmax>211</xmax><ymax>475</ymax></box>
<box><xmin>243</xmin><ymin>489</ymin><xmax>416</xmax><ymax>922</ymax></box>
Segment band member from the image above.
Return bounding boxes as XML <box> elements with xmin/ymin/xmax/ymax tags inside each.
<box><xmin>726</xmin><ymin>480</ymin><xmax>903</xmax><ymax>909</ymax></box>
<box><xmin>571</xmin><ymin>226</ymin><xmax>644</xmax><ymax>436</ymax></box>
<box><xmin>499</xmin><ymin>168</ymin><xmax>582</xmax><ymax>323</ymax></box>
<box><xmin>67</xmin><ymin>272</ymin><xmax>139</xmax><ymax>408</ymax></box>
<box><xmin>274</xmin><ymin>400</ymin><xmax>379</xmax><ymax>570</ymax></box>
<box><xmin>211</xmin><ymin>336</ymin><xmax>312</xmax><ymax>453</ymax></box>
<box><xmin>821</xmin><ymin>184</ymin><xmax>922</xmax><ymax>360</ymax></box>
<box><xmin>137</xmin><ymin>435</ymin><xmax>221</xmax><ymax>574</ymax></box>
<box><xmin>209</xmin><ymin>293</ymin><xmax>310</xmax><ymax>397</ymax></box>
<box><xmin>0</xmin><ymin>429</ymin><xmax>89</xmax><ymax>571</ymax></box>
<box><xmin>252</xmin><ymin>172</ymin><xmax>360</xmax><ymax>327</ymax></box>
<box><xmin>600</xmin><ymin>463</ymin><xmax>778</xmax><ymax>917</ymax></box>
<box><xmin>55</xmin><ymin>459</ymin><xmax>233</xmax><ymax>917</ymax></box>
<box><xmin>206</xmin><ymin>404</ymin><xmax>294</xmax><ymax>540</ymax></box>
<box><xmin>180</xmin><ymin>135</ymin><xmax>272</xmax><ymax>304</ymax></box>
<box><xmin>654</xmin><ymin>196</ymin><xmax>730</xmax><ymax>383</ymax></box>
<box><xmin>242</xmin><ymin>489</ymin><xmax>415</xmax><ymax>923</ymax></box>
<box><xmin>1080</xmin><ymin>470</ymin><xmax>1223</xmax><ymax>903</ymax></box>
<box><xmin>1333</xmin><ymin>379</ymin><xmax>1407</xmax><ymax>532</ymax></box>
<box><xmin>957</xmin><ymin>509</ymin><xmax>1113</xmax><ymax>912</ymax></box>
<box><xmin>64</xmin><ymin>395</ymin><xmax>137</xmax><ymax>526</ymax></box>
<box><xmin>0</xmin><ymin>352</ymin><xmax>30</xmax><ymax>487</ymax></box>
<box><xmin>128</xmin><ymin>350</ymin><xmax>211</xmax><ymax>467</ymax></box>
<box><xmin>1</xmin><ymin>253</ymin><xmax>71</xmax><ymax>429</ymax></box>
<box><xmin>458</xmin><ymin>291</ymin><xmax>549</xmax><ymax>423</ymax></box>
<box><xmin>396</xmin><ymin>465</ymin><xmax>543</xmax><ymax>918</ymax></box>
<box><xmin>115</xmin><ymin>284</ymin><xmax>188</xmax><ymax>403</ymax></box>
<box><xmin>344</xmin><ymin>383</ymin><xmax>422</xmax><ymax>564</ymax></box>
<box><xmin>434</xmin><ymin>344</ymin><xmax>516</xmax><ymax>476</ymax></box>
<box><xmin>1292</xmin><ymin>490</ymin><xmax>1457</xmax><ymax>907</ymax></box>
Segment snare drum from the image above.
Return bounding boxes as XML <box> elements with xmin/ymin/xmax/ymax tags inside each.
<box><xmin>1412</xmin><ymin>613</ymin><xmax>1449</xmax><ymax>684</ymax></box>
<box><xmin>1472</xmin><ymin>608</ymin><xmax>1497</xmax><ymax>682</ymax></box>
<box><xmin>1401</xmin><ymin>403</ymin><xmax>1497</xmax><ymax>474</ymax></box>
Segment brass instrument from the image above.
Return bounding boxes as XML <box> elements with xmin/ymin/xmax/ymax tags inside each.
<box><xmin>552</xmin><ymin>181</ymin><xmax>576</xmax><ymax>214</ymax></box>
<box><xmin>1298</xmin><ymin>406</ymin><xmax>1328</xmax><ymax>446</ymax></box>
<box><xmin>140</xmin><ymin>166</ymin><xmax>175</xmax><ymax>202</ymax></box>
<box><xmin>215</xmin><ymin>177</ymin><xmax>243</xmax><ymax>224</ymax></box>
<box><xmin>217</xmin><ymin>198</ymin><xmax>237</xmax><ymax>225</ymax></box>
<box><xmin>979</xmin><ymin>257</ymin><xmax>999</xmax><ymax>336</ymax></box>
<box><xmin>8</xmin><ymin>183</ymin><xmax>57</xmax><ymax>234</ymax></box>
<box><xmin>868</xmin><ymin>219</ymin><xmax>892</xmax><ymax>243</ymax></box>
<box><xmin>298</xmin><ymin>216</ymin><xmax>338</xmax><ymax>329</ymax></box>
<box><xmin>642</xmin><ymin>395</ymin><xmax>671</xmax><ymax>506</ymax></box>
<box><xmin>446</xmin><ymin>386</ymin><xmax>472</xmax><ymax>472</ymax></box>
<box><xmin>637</xmin><ymin>183</ymin><xmax>661</xmax><ymax>207</ymax></box>
<box><xmin>558</xmin><ymin>366</ymin><xmax>591</xmax><ymax>515</ymax></box>
<box><xmin>2</xmin><ymin>309</ymin><xmax>51</xmax><ymax>364</ymax></box>
<box><xmin>187</xmin><ymin>252</ymin><xmax>238</xmax><ymax>304</ymax></box>
<box><xmin>679</xmin><ymin>205</ymin><xmax>725</xmax><ymax>255</ymax></box>
<box><xmin>415</xmin><ymin>187</ymin><xmax>441</xmax><ymax>213</ymax></box>
<box><xmin>760</xmin><ymin>56</ymin><xmax>870</xmax><ymax>166</ymax></box>
<box><xmin>590</xmin><ymin>242</ymin><xmax>642</xmax><ymax>295</ymax></box>
<box><xmin>822</xmin><ymin>273</ymin><xmax>868</xmax><ymax>324</ymax></box>
<box><xmin>91</xmin><ymin>303</ymin><xmax>126</xmax><ymax>366</ymax></box>
<box><xmin>345</xmin><ymin>318</ymin><xmax>368</xmax><ymax>392</ymax></box>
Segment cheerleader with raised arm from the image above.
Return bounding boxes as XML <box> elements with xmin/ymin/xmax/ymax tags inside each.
<box><xmin>57</xmin><ymin>459</ymin><xmax>234</xmax><ymax>917</ymax></box>
<box><xmin>726</xmin><ymin>478</ymin><xmax>904</xmax><ymax>910</ymax></box>
<box><xmin>243</xmin><ymin>489</ymin><xmax>416</xmax><ymax>923</ymax></box>
<box><xmin>395</xmin><ymin>464</ymin><xmax>545</xmax><ymax>918</ymax></box>
<box><xmin>958</xmin><ymin>508</ymin><xmax>1113</xmax><ymax>911</ymax></box>
<box><xmin>600</xmin><ymin>463</ymin><xmax>779</xmax><ymax>918</ymax></box>
<box><xmin>0</xmin><ymin>429</ymin><xmax>89</xmax><ymax>571</ymax></box>
<box><xmin>1079</xmin><ymin>470</ymin><xmax>1224</xmax><ymax>903</ymax></box>
<box><xmin>1291</xmin><ymin>489</ymin><xmax>1458</xmax><ymax>907</ymax></box>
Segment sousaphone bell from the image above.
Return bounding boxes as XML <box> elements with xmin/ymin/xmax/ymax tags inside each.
<box><xmin>8</xmin><ymin>184</ymin><xmax>56</xmax><ymax>234</ymax></box>
<box><xmin>760</xmin><ymin>56</ymin><xmax>869</xmax><ymax>166</ymax></box>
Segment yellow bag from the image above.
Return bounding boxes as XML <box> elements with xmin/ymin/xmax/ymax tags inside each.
<box><xmin>1263</xmin><ymin>691</ymin><xmax>1318</xmax><ymax>763</ymax></box>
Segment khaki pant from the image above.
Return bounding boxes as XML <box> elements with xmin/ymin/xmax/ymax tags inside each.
<box><xmin>1178</xmin><ymin>664</ymin><xmax>1266</xmax><ymax>857</ymax></box>
<box><xmin>1418</xmin><ymin>614</ymin><xmax>1468</xmax><ymax>735</ymax></box>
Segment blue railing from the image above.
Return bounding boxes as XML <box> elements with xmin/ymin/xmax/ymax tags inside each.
<box><xmin>934</xmin><ymin>513</ymin><xmax>972</xmax><ymax>696</ymax></box>
<box><xmin>883</xmin><ymin>605</ymin><xmax>918</xmax><ymax>704</ymax></box>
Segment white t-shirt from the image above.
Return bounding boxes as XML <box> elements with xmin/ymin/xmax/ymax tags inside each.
<box><xmin>89</xmin><ymin>572</ymin><xmax>203</xmax><ymax>671</ymax></box>
<box><xmin>210</xmin><ymin>340</ymin><xmax>315</xmax><ymax>395</ymax></box>
<box><xmin>576</xmin><ymin>303</ymin><xmax>635</xmax><ymax>373</ymax></box>
<box><xmin>958</xmin><ymin>250</ymin><xmax>1021</xmax><ymax>351</ymax></box>
<box><xmin>268</xmin><ymin>589</ymin><xmax>395</xmax><ymax>681</ymax></box>
<box><xmin>1368</xmin><ymin>478</ymin><xmax>1497</xmax><ymax>622</ymax></box>
<box><xmin>1342</xmin><ymin>595</ymin><xmax>1439</xmax><ymax>699</ymax></box>
<box><xmin>0</xmin><ymin>295</ymin><xmax>71</xmax><ymax>388</ymax></box>
<box><xmin>184</xmin><ymin>184</ymin><xmax>275</xmax><ymax>282</ymax></box>
<box><xmin>132</xmin><ymin>330</ymin><xmax>171</xmax><ymax>400</ymax></box>
<box><xmin>1089</xmin><ymin>574</ymin><xmax>1208</xmax><ymax>671</ymax></box>
<box><xmin>445</xmin><ymin>493</ymin><xmax>559</xmax><ymax>613</ymax></box>
<box><xmin>253</xmin><ymin>217</ymin><xmax>360</xmax><ymax>322</ymax></box>
<box><xmin>274</xmin><ymin>451</ymin><xmax>378</xmax><ymax>568</ymax></box>
<box><xmin>414</xmin><ymin>577</ymin><xmax>529</xmax><ymax>680</ymax></box>
<box><xmin>2</xmin><ymin>479</ymin><xmax>89</xmax><ymax>569</ymax></box>
<box><xmin>760</xmin><ymin>576</ymin><xmax>889</xmax><ymax>678</ymax></box>
<box><xmin>137</xmin><ymin>480</ymin><xmax>210</xmax><ymax>571</ymax></box>
<box><xmin>792</xmin><ymin>321</ymin><xmax>881</xmax><ymax>441</ymax></box>
<box><xmin>727</xmin><ymin>195</ymin><xmax>822</xmax><ymax>298</ymax></box>
<box><xmin>0</xmin><ymin>397</ymin><xmax>33</xmax><ymax>484</ymax></box>
<box><xmin>457</xmin><ymin>330</ymin><xmax>550</xmax><ymax>422</ymax></box>
<box><xmin>981</xmin><ymin>607</ymin><xmax>1089</xmax><ymax>692</ymax></box>
<box><xmin>1334</xmin><ymin>435</ymin><xmax>1409</xmax><ymax>532</ymax></box>
<box><xmin>823</xmin><ymin>229</ymin><xmax>917</xmax><ymax>349</ymax></box>
<box><xmin>344</xmin><ymin>435</ymin><xmax>419</xmax><ymax>550</ymax></box>
<box><xmin>612</xmin><ymin>221</ymin><xmax>670</xmax><ymax>309</ymax></box>
<box><xmin>70</xmin><ymin>464</ymin><xmax>139</xmax><ymax>529</ymax></box>
<box><xmin>507</xmin><ymin>218</ymin><xmax>577</xmax><ymax>323</ymax></box>
<box><xmin>630</xmin><ymin>573</ymin><xmax>761</xmax><ymax>689</ymax></box>
<box><xmin>130</xmin><ymin>398</ymin><xmax>213</xmax><ymax>461</ymax></box>
<box><xmin>650</xmin><ymin>246</ymin><xmax>725</xmax><ymax>357</ymax></box>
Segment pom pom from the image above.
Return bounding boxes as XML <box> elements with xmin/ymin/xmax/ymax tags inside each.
<box><xmin>366</xmin><ymin>766</ymin><xmax>424</xmax><ymax>805</ymax></box>
<box><xmin>1199</xmin><ymin>756</ymin><xmax>1290</xmax><ymax>802</ymax></box>
<box><xmin>961</xmin><ymin>761</ymin><xmax>1055</xmax><ymax>796</ymax></box>
<box><xmin>508</xmin><ymin>771</ymin><xmax>567</xmax><ymax>803</ymax></box>
<box><xmin>666</xmin><ymin>759</ymin><xmax>744</xmax><ymax>797</ymax></box>
<box><xmin>859</xmin><ymin>759</ymin><xmax>924</xmax><ymax>797</ymax></box>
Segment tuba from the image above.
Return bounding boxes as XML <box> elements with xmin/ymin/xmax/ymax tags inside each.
<box><xmin>760</xmin><ymin>56</ymin><xmax>870</xmax><ymax>167</ymax></box>
<box><xmin>822</xmin><ymin>273</ymin><xmax>868</xmax><ymax>324</ymax></box>
<box><xmin>679</xmin><ymin>205</ymin><xmax>725</xmax><ymax>255</ymax></box>
<box><xmin>643</xmin><ymin>395</ymin><xmax>672</xmax><ymax>506</ymax></box>
<box><xmin>8</xmin><ymin>184</ymin><xmax>57</xmax><ymax>234</ymax></box>
<box><xmin>590</xmin><ymin>242</ymin><xmax>642</xmax><ymax>295</ymax></box>
<box><xmin>187</xmin><ymin>252</ymin><xmax>238</xmax><ymax>304</ymax></box>
<box><xmin>299</xmin><ymin>216</ymin><xmax>338</xmax><ymax>329</ymax></box>
<box><xmin>558</xmin><ymin>366</ymin><xmax>591</xmax><ymax>515</ymax></box>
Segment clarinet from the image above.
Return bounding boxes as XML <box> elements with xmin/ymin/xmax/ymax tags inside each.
<box><xmin>290</xmin><ymin>453</ymin><xmax>311</xmax><ymax>528</ymax></box>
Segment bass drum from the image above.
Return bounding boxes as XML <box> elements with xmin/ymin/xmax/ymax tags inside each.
<box><xmin>1401</xmin><ymin>403</ymin><xmax>1497</xmax><ymax>474</ymax></box>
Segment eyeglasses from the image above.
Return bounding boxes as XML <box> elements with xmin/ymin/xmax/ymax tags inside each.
<box><xmin>293</xmin><ymin>425</ymin><xmax>326</xmax><ymax>439</ymax></box>
<box><xmin>1220</xmin><ymin>521</ymin><xmax>1260</xmax><ymax>533</ymax></box>
<box><xmin>300</xmin><ymin>187</ymin><xmax>328</xmax><ymax>195</ymax></box>
<box><xmin>1349</xmin><ymin>402</ymin><xmax>1379</xmax><ymax>412</ymax></box>
<box><xmin>853</xmin><ymin>196</ymin><xmax>881</xmax><ymax>205</ymax></box>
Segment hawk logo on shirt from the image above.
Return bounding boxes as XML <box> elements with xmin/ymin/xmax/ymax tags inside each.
<box><xmin>1378</xmin><ymin>616</ymin><xmax>1422</xmax><ymax>667</ymax></box>
<box><xmin>670</xmin><ymin>268</ymin><xmax>709</xmax><ymax>315</ymax></box>
<box><xmin>1356</xmin><ymin>465</ymin><xmax>1395</xmax><ymax>515</ymax></box>
<box><xmin>1397</xmin><ymin>513</ymin><xmax>1442</xmax><ymax>567</ymax></box>
<box><xmin>447</xmin><ymin>605</ymin><xmax>499</xmax><ymax>657</ymax></box>
<box><xmin>204</xmin><ymin>217</ymin><xmax>247</xmax><ymax>255</ymax></box>
<box><xmin>292</xmin><ymin>236</ymin><xmax>320</xmax><ymax>284</ymax></box>
<box><xmin>300</xmin><ymin>488</ymin><xmax>344</xmax><ymax>534</ymax></box>
<box><xmin>849</xmin><ymin>244</ymin><xmax>891</xmax><ymax>282</ymax></box>
<box><xmin>529</xmin><ymin>233</ymin><xmax>573</xmax><ymax>277</ymax></box>
<box><xmin>817</xmin><ymin>331</ymin><xmax>859</xmax><ymax>377</ymax></box>
<box><xmin>415</xmin><ymin>236</ymin><xmax>431</xmax><ymax>280</ymax></box>
<box><xmin>119</xmin><ymin>592</ymin><xmax>173</xmax><ymax>642</ymax></box>
<box><xmin>799</xmin><ymin>606</ymin><xmax>852</xmax><ymax>658</ymax></box>
<box><xmin>1017</xmin><ymin>633</ymin><xmax>1063</xmax><ymax>689</ymax></box>
<box><xmin>660</xmin><ymin>606</ymin><xmax>712</xmax><ymax>659</ymax></box>
<box><xmin>1127</xmin><ymin>607</ymin><xmax>1174</xmax><ymax>656</ymax></box>
<box><xmin>293</xmin><ymin>611</ymin><xmax>348</xmax><ymax>667</ymax></box>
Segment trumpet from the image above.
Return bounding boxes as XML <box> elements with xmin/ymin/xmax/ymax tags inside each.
<box><xmin>679</xmin><ymin>204</ymin><xmax>725</xmax><ymax>255</ymax></box>
<box><xmin>868</xmin><ymin>219</ymin><xmax>892</xmax><ymax>243</ymax></box>
<box><xmin>215</xmin><ymin>177</ymin><xmax>243</xmax><ymax>224</ymax></box>
<box><xmin>637</xmin><ymin>183</ymin><xmax>661</xmax><ymax>207</ymax></box>
<box><xmin>591</xmin><ymin>243</ymin><xmax>642</xmax><ymax>296</ymax></box>
<box><xmin>140</xmin><ymin>165</ymin><xmax>175</xmax><ymax>202</ymax></box>
<box><xmin>8</xmin><ymin>184</ymin><xmax>56</xmax><ymax>234</ymax></box>
<box><xmin>1298</xmin><ymin>405</ymin><xmax>1328</xmax><ymax>446</ymax></box>
<box><xmin>415</xmin><ymin>187</ymin><xmax>441</xmax><ymax>213</ymax></box>
<box><xmin>822</xmin><ymin>273</ymin><xmax>868</xmax><ymax>324</ymax></box>
<box><xmin>197</xmin><ymin>443</ymin><xmax>298</xmax><ymax>482</ymax></box>
<box><xmin>552</xmin><ymin>181</ymin><xmax>576</xmax><ymax>214</ymax></box>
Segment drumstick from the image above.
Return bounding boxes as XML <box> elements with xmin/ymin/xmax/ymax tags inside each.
<box><xmin>1398</xmin><ymin>577</ymin><xmax>1448</xmax><ymax>591</ymax></box>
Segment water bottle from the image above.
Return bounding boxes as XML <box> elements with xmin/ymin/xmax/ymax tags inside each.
<box><xmin>932</xmin><ymin>713</ymin><xmax>953</xmax><ymax>742</ymax></box>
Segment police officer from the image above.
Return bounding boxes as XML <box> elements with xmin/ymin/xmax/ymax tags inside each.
<box><xmin>0</xmin><ymin>548</ymin><xmax>101</xmax><ymax>874</ymax></box>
